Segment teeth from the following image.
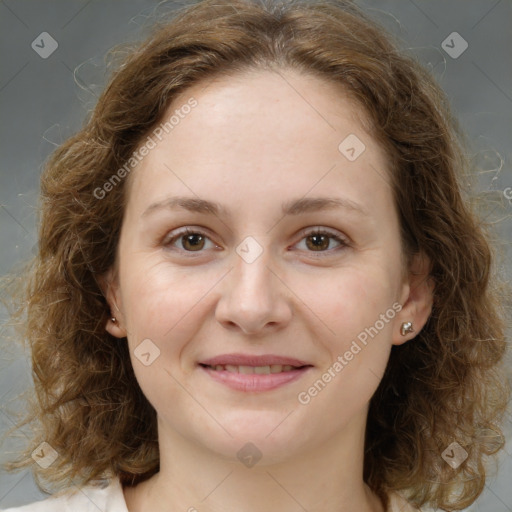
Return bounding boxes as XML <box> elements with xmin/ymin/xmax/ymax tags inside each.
<box><xmin>274</xmin><ymin>365</ymin><xmax>294</xmax><ymax>372</ymax></box>
<box><xmin>254</xmin><ymin>366</ymin><xmax>270</xmax><ymax>374</ymax></box>
<box><xmin>208</xmin><ymin>364</ymin><xmax>297</xmax><ymax>373</ymax></box>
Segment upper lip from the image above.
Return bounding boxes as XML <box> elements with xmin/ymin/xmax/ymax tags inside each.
<box><xmin>199</xmin><ymin>353</ymin><xmax>312</xmax><ymax>367</ymax></box>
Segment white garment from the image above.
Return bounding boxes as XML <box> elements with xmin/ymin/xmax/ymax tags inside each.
<box><xmin>1</xmin><ymin>478</ymin><xmax>128</xmax><ymax>512</ymax></box>
<box><xmin>1</xmin><ymin>476</ymin><xmax>424</xmax><ymax>511</ymax></box>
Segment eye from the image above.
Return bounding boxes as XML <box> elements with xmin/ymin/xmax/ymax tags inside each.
<box><xmin>163</xmin><ymin>227</ymin><xmax>218</xmax><ymax>253</ymax></box>
<box><xmin>162</xmin><ymin>227</ymin><xmax>349</xmax><ymax>256</ymax></box>
<box><xmin>294</xmin><ymin>228</ymin><xmax>349</xmax><ymax>255</ymax></box>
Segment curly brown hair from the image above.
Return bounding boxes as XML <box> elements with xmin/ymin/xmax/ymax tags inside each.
<box><xmin>1</xmin><ymin>0</ymin><xmax>510</xmax><ymax>510</ymax></box>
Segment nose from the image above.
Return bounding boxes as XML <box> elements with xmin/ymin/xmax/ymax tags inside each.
<box><xmin>215</xmin><ymin>249</ymin><xmax>293</xmax><ymax>336</ymax></box>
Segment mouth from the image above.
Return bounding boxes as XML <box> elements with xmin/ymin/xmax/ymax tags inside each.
<box><xmin>199</xmin><ymin>363</ymin><xmax>309</xmax><ymax>374</ymax></box>
<box><xmin>197</xmin><ymin>354</ymin><xmax>313</xmax><ymax>392</ymax></box>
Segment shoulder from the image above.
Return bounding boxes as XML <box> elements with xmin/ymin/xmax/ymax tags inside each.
<box><xmin>1</xmin><ymin>477</ymin><xmax>128</xmax><ymax>512</ymax></box>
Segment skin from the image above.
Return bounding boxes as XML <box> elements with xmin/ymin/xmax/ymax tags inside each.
<box><xmin>101</xmin><ymin>68</ymin><xmax>433</xmax><ymax>512</ymax></box>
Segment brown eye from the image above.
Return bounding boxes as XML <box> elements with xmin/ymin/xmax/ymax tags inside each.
<box><xmin>306</xmin><ymin>233</ymin><xmax>331</xmax><ymax>251</ymax></box>
<box><xmin>164</xmin><ymin>228</ymin><xmax>216</xmax><ymax>253</ymax></box>
<box><xmin>296</xmin><ymin>229</ymin><xmax>348</xmax><ymax>255</ymax></box>
<box><xmin>181</xmin><ymin>232</ymin><xmax>206</xmax><ymax>251</ymax></box>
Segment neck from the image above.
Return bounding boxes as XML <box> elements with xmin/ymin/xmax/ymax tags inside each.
<box><xmin>123</xmin><ymin>411</ymin><xmax>384</xmax><ymax>512</ymax></box>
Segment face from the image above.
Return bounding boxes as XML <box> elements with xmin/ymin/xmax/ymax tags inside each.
<box><xmin>103</xmin><ymin>68</ymin><xmax>431</xmax><ymax>464</ymax></box>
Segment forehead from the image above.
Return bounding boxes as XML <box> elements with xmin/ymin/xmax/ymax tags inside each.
<box><xmin>125</xmin><ymin>68</ymin><xmax>392</xmax><ymax>218</ymax></box>
<box><xmin>170</xmin><ymin>68</ymin><xmax>370</xmax><ymax>145</ymax></box>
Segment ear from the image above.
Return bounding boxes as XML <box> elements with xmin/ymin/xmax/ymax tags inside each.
<box><xmin>392</xmin><ymin>251</ymin><xmax>434</xmax><ymax>346</ymax></box>
<box><xmin>97</xmin><ymin>267</ymin><xmax>128</xmax><ymax>339</ymax></box>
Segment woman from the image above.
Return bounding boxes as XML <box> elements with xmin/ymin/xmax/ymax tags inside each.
<box><xmin>1</xmin><ymin>0</ymin><xmax>509</xmax><ymax>511</ymax></box>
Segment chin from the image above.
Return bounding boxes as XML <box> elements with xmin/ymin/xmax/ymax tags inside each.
<box><xmin>198</xmin><ymin>413</ymin><xmax>312</xmax><ymax>465</ymax></box>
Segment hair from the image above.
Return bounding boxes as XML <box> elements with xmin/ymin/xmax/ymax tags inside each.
<box><xmin>1</xmin><ymin>0</ymin><xmax>510</xmax><ymax>510</ymax></box>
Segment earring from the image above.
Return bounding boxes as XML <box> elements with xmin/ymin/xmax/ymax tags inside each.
<box><xmin>111</xmin><ymin>317</ymin><xmax>117</xmax><ymax>323</ymax></box>
<box><xmin>400</xmin><ymin>321</ymin><xmax>414</xmax><ymax>336</ymax></box>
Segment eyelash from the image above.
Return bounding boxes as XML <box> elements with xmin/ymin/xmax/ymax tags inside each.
<box><xmin>162</xmin><ymin>227</ymin><xmax>349</xmax><ymax>257</ymax></box>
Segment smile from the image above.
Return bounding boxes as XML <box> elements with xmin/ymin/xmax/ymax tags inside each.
<box><xmin>198</xmin><ymin>363</ymin><xmax>312</xmax><ymax>392</ymax></box>
<box><xmin>202</xmin><ymin>364</ymin><xmax>301</xmax><ymax>373</ymax></box>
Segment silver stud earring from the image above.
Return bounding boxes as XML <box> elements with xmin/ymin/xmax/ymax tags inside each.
<box><xmin>111</xmin><ymin>317</ymin><xmax>117</xmax><ymax>323</ymax></box>
<box><xmin>400</xmin><ymin>321</ymin><xmax>414</xmax><ymax>336</ymax></box>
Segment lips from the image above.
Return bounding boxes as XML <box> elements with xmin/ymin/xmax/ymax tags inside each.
<box><xmin>199</xmin><ymin>353</ymin><xmax>311</xmax><ymax>368</ymax></box>
<box><xmin>198</xmin><ymin>353</ymin><xmax>313</xmax><ymax>392</ymax></box>
<box><xmin>203</xmin><ymin>364</ymin><xmax>297</xmax><ymax>374</ymax></box>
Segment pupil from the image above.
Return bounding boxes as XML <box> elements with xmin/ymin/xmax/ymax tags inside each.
<box><xmin>184</xmin><ymin>234</ymin><xmax>204</xmax><ymax>250</ymax></box>
<box><xmin>308</xmin><ymin>234</ymin><xmax>328</xmax><ymax>251</ymax></box>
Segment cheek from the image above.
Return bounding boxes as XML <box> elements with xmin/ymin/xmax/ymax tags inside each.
<box><xmin>119</xmin><ymin>257</ymin><xmax>223</xmax><ymax>361</ymax></box>
<box><xmin>295</xmin><ymin>264</ymin><xmax>396</xmax><ymax>347</ymax></box>
<box><xmin>117</xmin><ymin>260</ymin><xmax>211</xmax><ymax>412</ymax></box>
<box><xmin>293</xmin><ymin>266</ymin><xmax>396</xmax><ymax>411</ymax></box>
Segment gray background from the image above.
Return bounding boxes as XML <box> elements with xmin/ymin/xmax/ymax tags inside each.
<box><xmin>0</xmin><ymin>0</ymin><xmax>511</xmax><ymax>510</ymax></box>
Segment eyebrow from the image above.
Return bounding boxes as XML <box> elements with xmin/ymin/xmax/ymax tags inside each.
<box><xmin>141</xmin><ymin>195</ymin><xmax>370</xmax><ymax>218</ymax></box>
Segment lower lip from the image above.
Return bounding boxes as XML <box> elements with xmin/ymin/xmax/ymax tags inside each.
<box><xmin>199</xmin><ymin>365</ymin><xmax>312</xmax><ymax>392</ymax></box>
